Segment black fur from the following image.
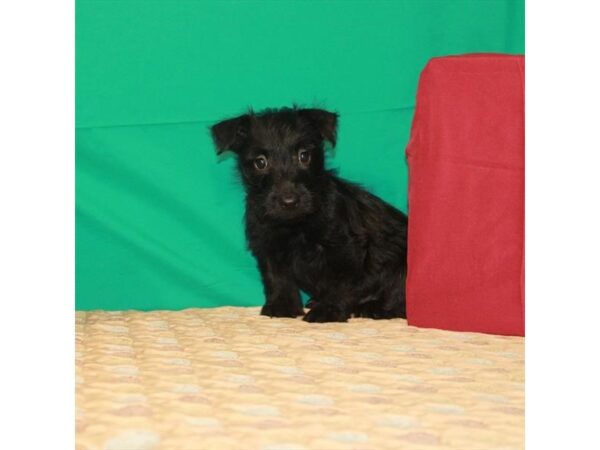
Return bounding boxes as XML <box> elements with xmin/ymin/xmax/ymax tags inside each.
<box><xmin>210</xmin><ymin>107</ymin><xmax>408</xmax><ymax>322</ymax></box>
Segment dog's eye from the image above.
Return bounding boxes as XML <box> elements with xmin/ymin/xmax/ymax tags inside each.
<box><xmin>253</xmin><ymin>155</ymin><xmax>268</xmax><ymax>171</ymax></box>
<box><xmin>298</xmin><ymin>149</ymin><xmax>311</xmax><ymax>165</ymax></box>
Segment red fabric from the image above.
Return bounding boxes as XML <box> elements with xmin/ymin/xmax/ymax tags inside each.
<box><xmin>405</xmin><ymin>54</ymin><xmax>524</xmax><ymax>336</ymax></box>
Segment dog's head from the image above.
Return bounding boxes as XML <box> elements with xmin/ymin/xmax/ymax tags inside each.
<box><xmin>210</xmin><ymin>107</ymin><xmax>338</xmax><ymax>222</ymax></box>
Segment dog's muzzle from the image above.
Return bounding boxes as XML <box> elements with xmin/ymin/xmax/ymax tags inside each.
<box><xmin>280</xmin><ymin>192</ymin><xmax>299</xmax><ymax>209</ymax></box>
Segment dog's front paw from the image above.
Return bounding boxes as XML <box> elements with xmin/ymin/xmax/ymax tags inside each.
<box><xmin>261</xmin><ymin>302</ymin><xmax>304</xmax><ymax>318</ymax></box>
<box><xmin>303</xmin><ymin>303</ymin><xmax>348</xmax><ymax>323</ymax></box>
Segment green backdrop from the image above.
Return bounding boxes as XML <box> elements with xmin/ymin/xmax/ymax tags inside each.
<box><xmin>76</xmin><ymin>0</ymin><xmax>524</xmax><ymax>310</ymax></box>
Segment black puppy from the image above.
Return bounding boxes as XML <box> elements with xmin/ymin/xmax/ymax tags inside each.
<box><xmin>210</xmin><ymin>107</ymin><xmax>407</xmax><ymax>322</ymax></box>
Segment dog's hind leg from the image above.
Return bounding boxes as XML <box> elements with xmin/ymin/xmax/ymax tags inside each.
<box><xmin>352</xmin><ymin>273</ymin><xmax>406</xmax><ymax>320</ymax></box>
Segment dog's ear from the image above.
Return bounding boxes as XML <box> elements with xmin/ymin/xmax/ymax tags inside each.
<box><xmin>210</xmin><ymin>114</ymin><xmax>250</xmax><ymax>154</ymax></box>
<box><xmin>300</xmin><ymin>108</ymin><xmax>338</xmax><ymax>148</ymax></box>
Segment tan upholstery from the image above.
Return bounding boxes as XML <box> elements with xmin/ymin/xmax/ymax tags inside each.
<box><xmin>76</xmin><ymin>307</ymin><xmax>524</xmax><ymax>449</ymax></box>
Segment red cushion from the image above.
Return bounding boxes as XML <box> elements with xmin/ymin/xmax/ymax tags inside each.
<box><xmin>405</xmin><ymin>54</ymin><xmax>524</xmax><ymax>336</ymax></box>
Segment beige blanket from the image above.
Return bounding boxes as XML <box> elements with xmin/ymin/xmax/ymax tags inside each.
<box><xmin>76</xmin><ymin>307</ymin><xmax>524</xmax><ymax>450</ymax></box>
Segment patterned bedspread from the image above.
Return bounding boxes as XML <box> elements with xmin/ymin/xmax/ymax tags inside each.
<box><xmin>76</xmin><ymin>307</ymin><xmax>524</xmax><ymax>449</ymax></box>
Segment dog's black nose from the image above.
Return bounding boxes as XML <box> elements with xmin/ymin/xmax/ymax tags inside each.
<box><xmin>280</xmin><ymin>193</ymin><xmax>299</xmax><ymax>208</ymax></box>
